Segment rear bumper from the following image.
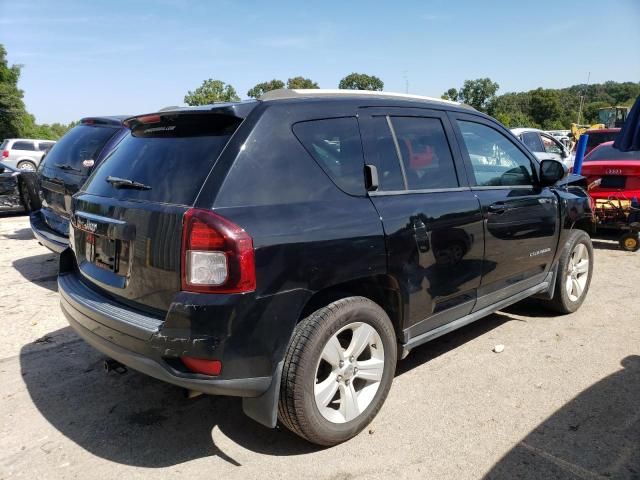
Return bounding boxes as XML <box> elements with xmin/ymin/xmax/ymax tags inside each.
<box><xmin>58</xmin><ymin>270</ymin><xmax>272</xmax><ymax>397</ymax></box>
<box><xmin>30</xmin><ymin>210</ymin><xmax>68</xmax><ymax>253</ymax></box>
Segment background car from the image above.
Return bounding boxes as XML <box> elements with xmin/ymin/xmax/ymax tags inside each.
<box><xmin>582</xmin><ymin>141</ymin><xmax>640</xmax><ymax>200</ymax></box>
<box><xmin>511</xmin><ymin>127</ymin><xmax>574</xmax><ymax>169</ymax></box>
<box><xmin>29</xmin><ymin>116</ymin><xmax>129</xmax><ymax>252</ymax></box>
<box><xmin>0</xmin><ymin>161</ymin><xmax>38</xmax><ymax>212</ymax></box>
<box><xmin>0</xmin><ymin>138</ymin><xmax>56</xmax><ymax>171</ymax></box>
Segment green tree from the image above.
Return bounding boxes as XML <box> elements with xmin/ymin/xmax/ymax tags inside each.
<box><xmin>529</xmin><ymin>88</ymin><xmax>562</xmax><ymax>129</ymax></box>
<box><xmin>441</xmin><ymin>88</ymin><xmax>459</xmax><ymax>101</ymax></box>
<box><xmin>338</xmin><ymin>72</ymin><xmax>383</xmax><ymax>91</ymax></box>
<box><xmin>458</xmin><ymin>78</ymin><xmax>500</xmax><ymax>112</ymax></box>
<box><xmin>184</xmin><ymin>79</ymin><xmax>240</xmax><ymax>105</ymax></box>
<box><xmin>286</xmin><ymin>76</ymin><xmax>319</xmax><ymax>89</ymax></box>
<box><xmin>247</xmin><ymin>79</ymin><xmax>285</xmax><ymax>98</ymax></box>
<box><xmin>0</xmin><ymin>44</ymin><xmax>30</xmax><ymax>140</ymax></box>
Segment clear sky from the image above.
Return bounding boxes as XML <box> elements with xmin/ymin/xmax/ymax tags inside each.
<box><xmin>1</xmin><ymin>0</ymin><xmax>639</xmax><ymax>124</ymax></box>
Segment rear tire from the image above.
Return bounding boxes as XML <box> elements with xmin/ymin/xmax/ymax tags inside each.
<box><xmin>16</xmin><ymin>161</ymin><xmax>36</xmax><ymax>171</ymax></box>
<box><xmin>545</xmin><ymin>230</ymin><xmax>593</xmax><ymax>314</ymax></box>
<box><xmin>278</xmin><ymin>296</ymin><xmax>397</xmax><ymax>446</ymax></box>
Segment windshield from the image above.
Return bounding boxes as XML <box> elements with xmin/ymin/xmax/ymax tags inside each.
<box><xmin>83</xmin><ymin>113</ymin><xmax>242</xmax><ymax>205</ymax></box>
<box><xmin>43</xmin><ymin>124</ymin><xmax>119</xmax><ymax>173</ymax></box>
<box><xmin>585</xmin><ymin>144</ymin><xmax>640</xmax><ymax>161</ymax></box>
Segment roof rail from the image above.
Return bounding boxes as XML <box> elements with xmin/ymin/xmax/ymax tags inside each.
<box><xmin>259</xmin><ymin>88</ymin><xmax>463</xmax><ymax>106</ymax></box>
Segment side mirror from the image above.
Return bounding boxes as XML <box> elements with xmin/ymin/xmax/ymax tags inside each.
<box><xmin>540</xmin><ymin>159</ymin><xmax>568</xmax><ymax>186</ymax></box>
<box><xmin>561</xmin><ymin>149</ymin><xmax>569</xmax><ymax>159</ymax></box>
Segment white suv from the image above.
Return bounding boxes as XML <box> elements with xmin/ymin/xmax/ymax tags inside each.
<box><xmin>0</xmin><ymin>138</ymin><xmax>56</xmax><ymax>171</ymax></box>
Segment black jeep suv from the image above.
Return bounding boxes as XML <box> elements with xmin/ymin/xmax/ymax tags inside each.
<box><xmin>58</xmin><ymin>90</ymin><xmax>594</xmax><ymax>446</ymax></box>
<box><xmin>30</xmin><ymin>116</ymin><xmax>128</xmax><ymax>252</ymax></box>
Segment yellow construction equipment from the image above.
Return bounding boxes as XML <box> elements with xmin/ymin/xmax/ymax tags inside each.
<box><xmin>597</xmin><ymin>106</ymin><xmax>630</xmax><ymax>128</ymax></box>
<box><xmin>570</xmin><ymin>122</ymin><xmax>605</xmax><ymax>150</ymax></box>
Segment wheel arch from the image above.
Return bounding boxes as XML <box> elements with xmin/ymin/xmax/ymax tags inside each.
<box><xmin>297</xmin><ymin>275</ymin><xmax>404</xmax><ymax>341</ymax></box>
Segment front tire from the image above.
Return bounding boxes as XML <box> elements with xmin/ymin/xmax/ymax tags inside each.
<box><xmin>546</xmin><ymin>230</ymin><xmax>593</xmax><ymax>314</ymax></box>
<box><xmin>278</xmin><ymin>297</ymin><xmax>397</xmax><ymax>446</ymax></box>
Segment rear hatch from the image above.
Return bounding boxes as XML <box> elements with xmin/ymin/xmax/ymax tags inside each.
<box><xmin>70</xmin><ymin>108</ymin><xmax>249</xmax><ymax>312</ymax></box>
<box><xmin>39</xmin><ymin>120</ymin><xmax>124</xmax><ymax>235</ymax></box>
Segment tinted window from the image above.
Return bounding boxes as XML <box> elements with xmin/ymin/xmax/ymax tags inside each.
<box><xmin>362</xmin><ymin>116</ymin><xmax>404</xmax><ymax>191</ymax></box>
<box><xmin>38</xmin><ymin>142</ymin><xmax>55</xmax><ymax>152</ymax></box>
<box><xmin>521</xmin><ymin>132</ymin><xmax>544</xmax><ymax>152</ymax></box>
<box><xmin>12</xmin><ymin>141</ymin><xmax>36</xmax><ymax>151</ymax></box>
<box><xmin>84</xmin><ymin>113</ymin><xmax>241</xmax><ymax>205</ymax></box>
<box><xmin>391</xmin><ymin>116</ymin><xmax>458</xmax><ymax>190</ymax></box>
<box><xmin>293</xmin><ymin>117</ymin><xmax>364</xmax><ymax>195</ymax></box>
<box><xmin>0</xmin><ymin>140</ymin><xmax>7</xmax><ymax>150</ymax></box>
<box><xmin>585</xmin><ymin>144</ymin><xmax>639</xmax><ymax>161</ymax></box>
<box><xmin>44</xmin><ymin>125</ymin><xmax>118</xmax><ymax>172</ymax></box>
<box><xmin>458</xmin><ymin>121</ymin><xmax>535</xmax><ymax>187</ymax></box>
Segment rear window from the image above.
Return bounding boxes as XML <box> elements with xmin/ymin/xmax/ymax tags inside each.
<box><xmin>587</xmin><ymin>131</ymin><xmax>619</xmax><ymax>150</ymax></box>
<box><xmin>84</xmin><ymin>113</ymin><xmax>241</xmax><ymax>205</ymax></box>
<box><xmin>585</xmin><ymin>144</ymin><xmax>639</xmax><ymax>161</ymax></box>
<box><xmin>0</xmin><ymin>140</ymin><xmax>7</xmax><ymax>150</ymax></box>
<box><xmin>44</xmin><ymin>124</ymin><xmax>118</xmax><ymax>172</ymax></box>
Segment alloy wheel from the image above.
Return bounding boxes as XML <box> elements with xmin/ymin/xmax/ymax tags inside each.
<box><xmin>314</xmin><ymin>322</ymin><xmax>385</xmax><ymax>424</ymax></box>
<box><xmin>565</xmin><ymin>242</ymin><xmax>589</xmax><ymax>302</ymax></box>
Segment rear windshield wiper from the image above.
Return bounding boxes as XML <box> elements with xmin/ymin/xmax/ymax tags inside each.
<box><xmin>55</xmin><ymin>163</ymin><xmax>82</xmax><ymax>172</ymax></box>
<box><xmin>106</xmin><ymin>176</ymin><xmax>152</xmax><ymax>190</ymax></box>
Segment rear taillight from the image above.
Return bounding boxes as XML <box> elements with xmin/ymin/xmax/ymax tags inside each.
<box><xmin>181</xmin><ymin>208</ymin><xmax>256</xmax><ymax>294</ymax></box>
<box><xmin>2</xmin><ymin>150</ymin><xmax>8</xmax><ymax>158</ymax></box>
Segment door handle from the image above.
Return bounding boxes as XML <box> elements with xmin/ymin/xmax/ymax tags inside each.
<box><xmin>488</xmin><ymin>203</ymin><xmax>508</xmax><ymax>214</ymax></box>
<box><xmin>412</xmin><ymin>218</ymin><xmax>430</xmax><ymax>253</ymax></box>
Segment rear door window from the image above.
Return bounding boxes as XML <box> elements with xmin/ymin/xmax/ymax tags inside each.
<box><xmin>361</xmin><ymin>116</ymin><xmax>405</xmax><ymax>191</ymax></box>
<box><xmin>38</xmin><ymin>142</ymin><xmax>55</xmax><ymax>152</ymax></box>
<box><xmin>390</xmin><ymin>116</ymin><xmax>459</xmax><ymax>190</ymax></box>
<box><xmin>44</xmin><ymin>125</ymin><xmax>118</xmax><ymax>173</ymax></box>
<box><xmin>293</xmin><ymin>117</ymin><xmax>365</xmax><ymax>195</ymax></box>
<box><xmin>12</xmin><ymin>141</ymin><xmax>36</xmax><ymax>151</ymax></box>
<box><xmin>84</xmin><ymin>113</ymin><xmax>242</xmax><ymax>205</ymax></box>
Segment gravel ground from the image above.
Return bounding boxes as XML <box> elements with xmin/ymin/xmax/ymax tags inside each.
<box><xmin>0</xmin><ymin>213</ymin><xmax>638</xmax><ymax>480</ymax></box>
